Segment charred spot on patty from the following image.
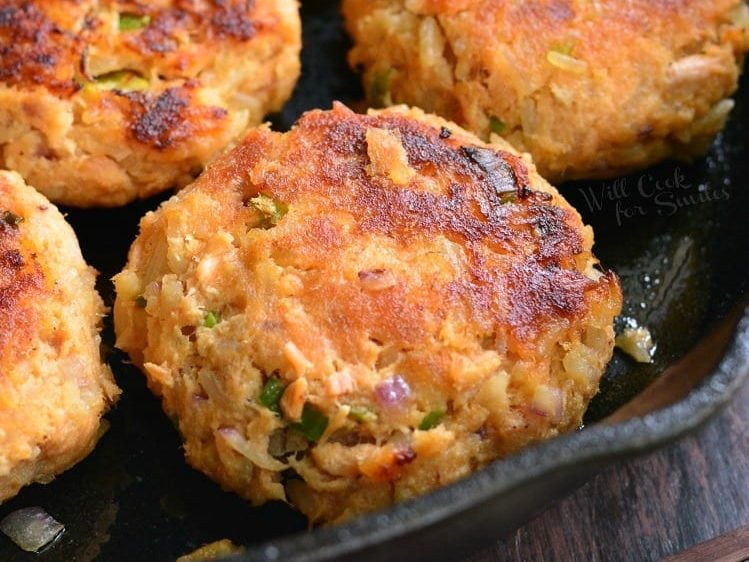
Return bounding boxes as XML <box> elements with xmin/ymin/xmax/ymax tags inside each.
<box><xmin>125</xmin><ymin>87</ymin><xmax>228</xmax><ymax>149</ymax></box>
<box><xmin>0</xmin><ymin>2</ymin><xmax>80</xmax><ymax>96</ymax></box>
<box><xmin>127</xmin><ymin>88</ymin><xmax>191</xmax><ymax>148</ymax></box>
<box><xmin>0</xmin><ymin>206</ymin><xmax>43</xmax><ymax>353</ymax></box>
<box><xmin>129</xmin><ymin>0</ymin><xmax>257</xmax><ymax>55</ymax></box>
<box><xmin>210</xmin><ymin>0</ymin><xmax>257</xmax><ymax>40</ymax></box>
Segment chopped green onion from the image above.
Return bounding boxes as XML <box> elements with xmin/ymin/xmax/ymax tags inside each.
<box><xmin>498</xmin><ymin>191</ymin><xmax>518</xmax><ymax>204</ymax></box>
<box><xmin>418</xmin><ymin>409</ymin><xmax>445</xmax><ymax>430</ymax></box>
<box><xmin>94</xmin><ymin>70</ymin><xmax>149</xmax><ymax>92</ymax></box>
<box><xmin>249</xmin><ymin>195</ymin><xmax>287</xmax><ymax>228</ymax></box>
<box><xmin>368</xmin><ymin>68</ymin><xmax>393</xmax><ymax>108</ymax></box>
<box><xmin>259</xmin><ymin>377</ymin><xmax>285</xmax><ymax>413</ymax></box>
<box><xmin>348</xmin><ymin>406</ymin><xmax>377</xmax><ymax>423</ymax></box>
<box><xmin>1</xmin><ymin>211</ymin><xmax>23</xmax><ymax>229</ymax></box>
<box><xmin>203</xmin><ymin>311</ymin><xmax>221</xmax><ymax>328</ymax></box>
<box><xmin>292</xmin><ymin>404</ymin><xmax>329</xmax><ymax>442</ymax></box>
<box><xmin>489</xmin><ymin>116</ymin><xmax>507</xmax><ymax>135</ymax></box>
<box><xmin>134</xmin><ymin>295</ymin><xmax>147</xmax><ymax>308</ymax></box>
<box><xmin>118</xmin><ymin>13</ymin><xmax>151</xmax><ymax>32</ymax></box>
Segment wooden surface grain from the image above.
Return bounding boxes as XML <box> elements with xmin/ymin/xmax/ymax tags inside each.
<box><xmin>662</xmin><ymin>525</ymin><xmax>749</xmax><ymax>562</ymax></box>
<box><xmin>467</xmin><ymin>377</ymin><xmax>749</xmax><ymax>562</ymax></box>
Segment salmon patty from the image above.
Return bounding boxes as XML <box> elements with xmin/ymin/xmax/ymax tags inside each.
<box><xmin>343</xmin><ymin>0</ymin><xmax>749</xmax><ymax>181</ymax></box>
<box><xmin>0</xmin><ymin>0</ymin><xmax>301</xmax><ymax>207</ymax></box>
<box><xmin>0</xmin><ymin>170</ymin><xmax>119</xmax><ymax>502</ymax></box>
<box><xmin>113</xmin><ymin>104</ymin><xmax>622</xmax><ymax>524</ymax></box>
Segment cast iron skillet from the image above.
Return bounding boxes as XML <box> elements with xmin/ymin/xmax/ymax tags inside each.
<box><xmin>1</xmin><ymin>2</ymin><xmax>748</xmax><ymax>560</ymax></box>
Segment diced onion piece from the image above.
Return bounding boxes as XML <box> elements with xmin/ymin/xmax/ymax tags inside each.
<box><xmin>693</xmin><ymin>99</ymin><xmax>735</xmax><ymax>134</ymax></box>
<box><xmin>546</xmin><ymin>50</ymin><xmax>588</xmax><ymax>74</ymax></box>
<box><xmin>529</xmin><ymin>385</ymin><xmax>564</xmax><ymax>422</ymax></box>
<box><xmin>0</xmin><ymin>507</ymin><xmax>65</xmax><ymax>553</ymax></box>
<box><xmin>325</xmin><ymin>369</ymin><xmax>355</xmax><ymax>397</ymax></box>
<box><xmin>198</xmin><ymin>370</ymin><xmax>232</xmax><ymax>409</ymax></box>
<box><xmin>616</xmin><ymin>327</ymin><xmax>655</xmax><ymax>363</ymax></box>
<box><xmin>375</xmin><ymin>375</ymin><xmax>411</xmax><ymax>410</ymax></box>
<box><xmin>358</xmin><ymin>269</ymin><xmax>397</xmax><ymax>291</ymax></box>
<box><xmin>667</xmin><ymin>54</ymin><xmax>723</xmax><ymax>84</ymax></box>
<box><xmin>217</xmin><ymin>427</ymin><xmax>286</xmax><ymax>471</ymax></box>
<box><xmin>562</xmin><ymin>344</ymin><xmax>599</xmax><ymax>383</ymax></box>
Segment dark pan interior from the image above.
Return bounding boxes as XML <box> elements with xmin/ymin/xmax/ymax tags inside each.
<box><xmin>1</xmin><ymin>1</ymin><xmax>748</xmax><ymax>560</ymax></box>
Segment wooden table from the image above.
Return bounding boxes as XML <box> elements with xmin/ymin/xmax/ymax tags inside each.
<box><xmin>467</xmin><ymin>377</ymin><xmax>749</xmax><ymax>562</ymax></box>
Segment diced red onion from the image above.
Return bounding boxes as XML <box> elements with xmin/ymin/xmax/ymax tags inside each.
<box><xmin>0</xmin><ymin>507</ymin><xmax>65</xmax><ymax>552</ymax></box>
<box><xmin>375</xmin><ymin>375</ymin><xmax>411</xmax><ymax>410</ymax></box>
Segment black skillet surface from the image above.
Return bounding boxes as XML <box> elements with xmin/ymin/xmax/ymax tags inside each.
<box><xmin>1</xmin><ymin>1</ymin><xmax>748</xmax><ymax>561</ymax></box>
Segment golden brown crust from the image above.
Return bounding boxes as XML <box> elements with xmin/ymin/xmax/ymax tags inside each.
<box><xmin>343</xmin><ymin>0</ymin><xmax>749</xmax><ymax>180</ymax></box>
<box><xmin>0</xmin><ymin>0</ymin><xmax>301</xmax><ymax>206</ymax></box>
<box><xmin>120</xmin><ymin>86</ymin><xmax>229</xmax><ymax>149</ymax></box>
<box><xmin>0</xmin><ymin>170</ymin><xmax>119</xmax><ymax>501</ymax></box>
<box><xmin>0</xmin><ymin>211</ymin><xmax>44</xmax><ymax>365</ymax></box>
<box><xmin>0</xmin><ymin>2</ymin><xmax>79</xmax><ymax>96</ymax></box>
<box><xmin>200</xmin><ymin>104</ymin><xmax>608</xmax><ymax>350</ymax></box>
<box><xmin>114</xmin><ymin>104</ymin><xmax>622</xmax><ymax>523</ymax></box>
<box><xmin>0</xmin><ymin>0</ymin><xmax>272</xmax><ymax>95</ymax></box>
